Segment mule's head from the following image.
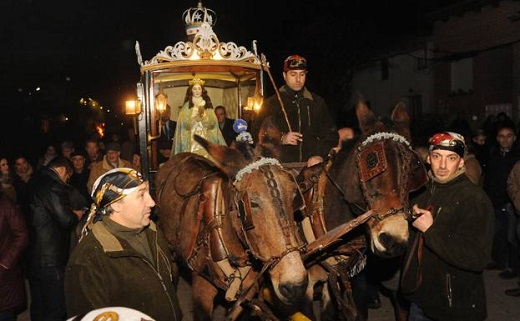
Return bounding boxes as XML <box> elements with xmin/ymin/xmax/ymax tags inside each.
<box><xmin>194</xmin><ymin>135</ymin><xmax>308</xmax><ymax>305</ymax></box>
<box><xmin>346</xmin><ymin>101</ymin><xmax>428</xmax><ymax>257</ymax></box>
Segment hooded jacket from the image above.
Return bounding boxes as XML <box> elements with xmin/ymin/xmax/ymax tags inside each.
<box><xmin>65</xmin><ymin>218</ymin><xmax>182</xmax><ymax>321</ymax></box>
<box><xmin>401</xmin><ymin>173</ymin><xmax>494</xmax><ymax>321</ymax></box>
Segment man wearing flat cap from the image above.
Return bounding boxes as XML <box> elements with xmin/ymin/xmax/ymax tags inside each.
<box><xmin>400</xmin><ymin>131</ymin><xmax>494</xmax><ymax>321</ymax></box>
<box><xmin>252</xmin><ymin>54</ymin><xmax>338</xmax><ymax>167</ymax></box>
<box><xmin>87</xmin><ymin>141</ymin><xmax>135</xmax><ymax>195</ymax></box>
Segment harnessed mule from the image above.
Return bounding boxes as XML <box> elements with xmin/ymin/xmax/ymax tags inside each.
<box><xmin>266</xmin><ymin>101</ymin><xmax>428</xmax><ymax>321</ymax></box>
<box><xmin>155</xmin><ymin>135</ymin><xmax>308</xmax><ymax>321</ymax></box>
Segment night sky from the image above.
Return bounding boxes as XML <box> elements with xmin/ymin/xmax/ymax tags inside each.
<box><xmin>0</xmin><ymin>0</ymin><xmax>455</xmax><ymax>156</ymax></box>
<box><xmin>1</xmin><ymin>0</ymin><xmax>439</xmax><ymax>107</ymax></box>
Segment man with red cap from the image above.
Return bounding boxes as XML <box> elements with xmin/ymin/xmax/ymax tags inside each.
<box><xmin>252</xmin><ymin>54</ymin><xmax>338</xmax><ymax>166</ymax></box>
<box><xmin>400</xmin><ymin>131</ymin><xmax>494</xmax><ymax>321</ymax></box>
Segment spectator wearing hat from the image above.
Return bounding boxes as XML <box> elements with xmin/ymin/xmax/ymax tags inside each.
<box><xmin>87</xmin><ymin>142</ymin><xmax>134</xmax><ymax>195</ymax></box>
<box><xmin>251</xmin><ymin>54</ymin><xmax>338</xmax><ymax>167</ymax></box>
<box><xmin>400</xmin><ymin>131</ymin><xmax>494</xmax><ymax>321</ymax></box>
<box><xmin>65</xmin><ymin>168</ymin><xmax>183</xmax><ymax>321</ymax></box>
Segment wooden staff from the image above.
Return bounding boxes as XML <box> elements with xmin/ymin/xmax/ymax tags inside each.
<box><xmin>261</xmin><ymin>53</ymin><xmax>292</xmax><ymax>132</ymax></box>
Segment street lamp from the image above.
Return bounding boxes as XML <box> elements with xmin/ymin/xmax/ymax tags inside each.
<box><xmin>125</xmin><ymin>99</ymin><xmax>141</xmax><ymax>115</ymax></box>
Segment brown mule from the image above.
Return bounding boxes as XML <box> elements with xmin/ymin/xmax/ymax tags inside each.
<box><xmin>293</xmin><ymin>100</ymin><xmax>427</xmax><ymax>321</ymax></box>
<box><xmin>155</xmin><ymin>135</ymin><xmax>309</xmax><ymax>321</ymax></box>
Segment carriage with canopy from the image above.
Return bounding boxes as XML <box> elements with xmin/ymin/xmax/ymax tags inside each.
<box><xmin>130</xmin><ymin>2</ymin><xmax>427</xmax><ymax>320</ymax></box>
<box><xmin>130</xmin><ymin>1</ymin><xmax>268</xmax><ymax>190</ymax></box>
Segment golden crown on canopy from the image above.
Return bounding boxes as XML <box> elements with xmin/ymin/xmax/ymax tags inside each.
<box><xmin>189</xmin><ymin>78</ymin><xmax>205</xmax><ymax>86</ymax></box>
<box><xmin>182</xmin><ymin>1</ymin><xmax>216</xmax><ymax>36</ymax></box>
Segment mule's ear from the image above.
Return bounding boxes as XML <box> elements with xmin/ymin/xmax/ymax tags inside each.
<box><xmin>256</xmin><ymin>142</ymin><xmax>281</xmax><ymax>159</ymax></box>
<box><xmin>356</xmin><ymin>100</ymin><xmax>377</xmax><ymax>134</ymax></box>
<box><xmin>193</xmin><ymin>135</ymin><xmax>247</xmax><ymax>178</ymax></box>
<box><xmin>258</xmin><ymin>116</ymin><xmax>283</xmax><ymax>145</ymax></box>
<box><xmin>391</xmin><ymin>101</ymin><xmax>412</xmax><ymax>141</ymax></box>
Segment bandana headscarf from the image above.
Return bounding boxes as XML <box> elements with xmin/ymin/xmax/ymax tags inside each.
<box><xmin>428</xmin><ymin>131</ymin><xmax>466</xmax><ymax>158</ymax></box>
<box><xmin>80</xmin><ymin>168</ymin><xmax>145</xmax><ymax>241</ymax></box>
<box><xmin>91</xmin><ymin>167</ymin><xmax>144</xmax><ymax>208</ymax></box>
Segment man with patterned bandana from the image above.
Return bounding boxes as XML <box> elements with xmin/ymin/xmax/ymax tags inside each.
<box><xmin>401</xmin><ymin>131</ymin><xmax>494</xmax><ymax>321</ymax></box>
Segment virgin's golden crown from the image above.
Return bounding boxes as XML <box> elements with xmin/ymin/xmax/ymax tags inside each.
<box><xmin>189</xmin><ymin>78</ymin><xmax>205</xmax><ymax>86</ymax></box>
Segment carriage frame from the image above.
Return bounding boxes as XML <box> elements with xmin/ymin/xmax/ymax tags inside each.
<box><xmin>131</xmin><ymin>1</ymin><xmax>270</xmax><ymax>190</ymax></box>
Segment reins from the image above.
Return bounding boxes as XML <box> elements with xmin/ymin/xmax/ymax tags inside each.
<box><xmin>323</xmin><ymin>163</ymin><xmax>368</xmax><ymax>214</ymax></box>
<box><xmin>322</xmin><ymin>131</ymin><xmax>417</xmax><ymax>221</ymax></box>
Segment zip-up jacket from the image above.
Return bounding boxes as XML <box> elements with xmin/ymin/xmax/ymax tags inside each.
<box><xmin>252</xmin><ymin>85</ymin><xmax>338</xmax><ymax>163</ymax></box>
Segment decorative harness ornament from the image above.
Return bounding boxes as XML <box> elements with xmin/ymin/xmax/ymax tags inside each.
<box><xmin>358</xmin><ymin>141</ymin><xmax>387</xmax><ymax>182</ymax></box>
<box><xmin>356</xmin><ymin>132</ymin><xmax>417</xmax><ymax>221</ymax></box>
<box><xmin>358</xmin><ymin>132</ymin><xmax>411</xmax><ymax>149</ymax></box>
<box><xmin>357</xmin><ymin>132</ymin><xmax>411</xmax><ymax>182</ymax></box>
<box><xmin>233</xmin><ymin>157</ymin><xmax>282</xmax><ymax>185</ymax></box>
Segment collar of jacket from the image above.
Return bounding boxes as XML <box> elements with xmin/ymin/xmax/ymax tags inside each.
<box><xmin>42</xmin><ymin>167</ymin><xmax>65</xmax><ymax>185</ymax></box>
<box><xmin>428</xmin><ymin>168</ymin><xmax>466</xmax><ymax>186</ymax></box>
<box><xmin>279</xmin><ymin>85</ymin><xmax>314</xmax><ymax>100</ymax></box>
<box><xmin>91</xmin><ymin>219</ymin><xmax>157</xmax><ymax>253</ymax></box>
<box><xmin>101</xmin><ymin>155</ymin><xmax>125</xmax><ymax>170</ymax></box>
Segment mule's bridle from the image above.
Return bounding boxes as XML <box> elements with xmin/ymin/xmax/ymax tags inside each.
<box><xmin>234</xmin><ymin>157</ymin><xmax>302</xmax><ymax>269</ymax></box>
<box><xmin>356</xmin><ymin>132</ymin><xmax>415</xmax><ymax>221</ymax></box>
<box><xmin>323</xmin><ymin>132</ymin><xmax>418</xmax><ymax>222</ymax></box>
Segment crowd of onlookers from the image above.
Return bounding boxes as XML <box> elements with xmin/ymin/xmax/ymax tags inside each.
<box><xmin>0</xmin><ymin>128</ymin><xmax>143</xmax><ymax>321</ymax></box>
<box><xmin>4</xmin><ymin>107</ymin><xmax>520</xmax><ymax>320</ymax></box>
<box><xmin>0</xmin><ymin>101</ymin><xmax>244</xmax><ymax>320</ymax></box>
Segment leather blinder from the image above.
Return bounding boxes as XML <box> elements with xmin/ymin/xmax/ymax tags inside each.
<box><xmin>358</xmin><ymin>141</ymin><xmax>387</xmax><ymax>182</ymax></box>
<box><xmin>237</xmin><ymin>191</ymin><xmax>255</xmax><ymax>231</ymax></box>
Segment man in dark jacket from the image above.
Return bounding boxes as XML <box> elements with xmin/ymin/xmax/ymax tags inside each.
<box><xmin>252</xmin><ymin>54</ymin><xmax>338</xmax><ymax>166</ymax></box>
<box><xmin>483</xmin><ymin>123</ymin><xmax>520</xmax><ymax>278</ymax></box>
<box><xmin>25</xmin><ymin>156</ymin><xmax>84</xmax><ymax>321</ymax></box>
<box><xmin>400</xmin><ymin>132</ymin><xmax>494</xmax><ymax>321</ymax></box>
<box><xmin>215</xmin><ymin>105</ymin><xmax>237</xmax><ymax>146</ymax></box>
<box><xmin>65</xmin><ymin>168</ymin><xmax>182</xmax><ymax>321</ymax></box>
